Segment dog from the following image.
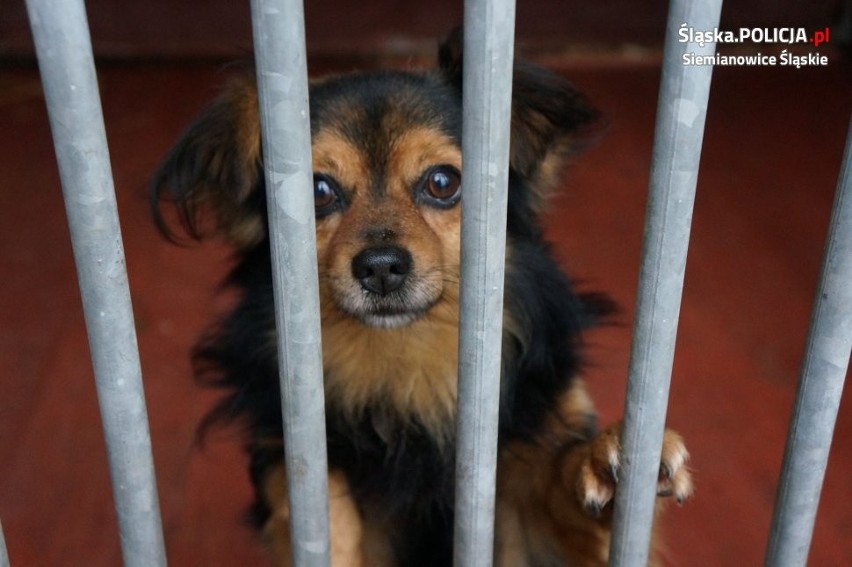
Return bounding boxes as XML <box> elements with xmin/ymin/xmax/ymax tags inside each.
<box><xmin>152</xmin><ymin>31</ymin><xmax>693</xmax><ymax>566</ymax></box>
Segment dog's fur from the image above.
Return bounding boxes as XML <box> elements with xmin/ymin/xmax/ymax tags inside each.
<box><xmin>152</xmin><ymin>32</ymin><xmax>693</xmax><ymax>566</ymax></box>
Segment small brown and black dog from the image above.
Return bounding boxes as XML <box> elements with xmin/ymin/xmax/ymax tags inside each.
<box><xmin>152</xmin><ymin>32</ymin><xmax>692</xmax><ymax>566</ymax></box>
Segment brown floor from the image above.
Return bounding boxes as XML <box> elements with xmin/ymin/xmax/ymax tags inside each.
<box><xmin>0</xmin><ymin>54</ymin><xmax>850</xmax><ymax>566</ymax></box>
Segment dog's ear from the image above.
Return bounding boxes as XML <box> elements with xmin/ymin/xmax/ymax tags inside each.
<box><xmin>151</xmin><ymin>75</ymin><xmax>266</xmax><ymax>249</ymax></box>
<box><xmin>438</xmin><ymin>29</ymin><xmax>600</xmax><ymax>210</ymax></box>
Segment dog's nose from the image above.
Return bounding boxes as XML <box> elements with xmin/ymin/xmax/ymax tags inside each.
<box><xmin>351</xmin><ymin>246</ymin><xmax>412</xmax><ymax>296</ymax></box>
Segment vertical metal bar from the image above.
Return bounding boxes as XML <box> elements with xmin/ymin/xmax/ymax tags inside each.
<box><xmin>0</xmin><ymin>518</ymin><xmax>9</xmax><ymax>567</ymax></box>
<box><xmin>765</xmin><ymin>120</ymin><xmax>852</xmax><ymax>567</ymax></box>
<box><xmin>250</xmin><ymin>1</ymin><xmax>331</xmax><ymax>565</ymax></box>
<box><xmin>608</xmin><ymin>0</ymin><xmax>722</xmax><ymax>565</ymax></box>
<box><xmin>24</xmin><ymin>1</ymin><xmax>167</xmax><ymax>566</ymax></box>
<box><xmin>453</xmin><ymin>1</ymin><xmax>516</xmax><ymax>565</ymax></box>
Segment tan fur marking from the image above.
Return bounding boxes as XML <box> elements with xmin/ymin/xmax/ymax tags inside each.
<box><xmin>261</xmin><ymin>465</ymin><xmax>293</xmax><ymax>565</ymax></box>
<box><xmin>311</xmin><ymin>130</ymin><xmax>371</xmax><ymax>188</ymax></box>
<box><xmin>494</xmin><ymin>504</ymin><xmax>533</xmax><ymax>567</ymax></box>
<box><xmin>262</xmin><ymin>465</ymin><xmax>369</xmax><ymax>566</ymax></box>
<box><xmin>356</xmin><ymin>507</ymin><xmax>395</xmax><ymax>566</ymax></box>
<box><xmin>386</xmin><ymin>128</ymin><xmax>462</xmax><ymax>185</ymax></box>
<box><xmin>227</xmin><ymin>78</ymin><xmax>261</xmax><ymax>199</ymax></box>
<box><xmin>308</xmin><ymin>128</ymin><xmax>464</xmax><ymax>440</ymax></box>
<box><xmin>320</xmin><ymin>304</ymin><xmax>460</xmax><ymax>440</ymax></box>
<box><xmin>191</xmin><ymin>77</ymin><xmax>266</xmax><ymax>248</ymax></box>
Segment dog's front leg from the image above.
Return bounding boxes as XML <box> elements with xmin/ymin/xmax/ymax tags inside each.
<box><xmin>262</xmin><ymin>466</ymin><xmax>369</xmax><ymax>567</ymax></box>
<box><xmin>553</xmin><ymin>422</ymin><xmax>694</xmax><ymax>566</ymax></box>
<box><xmin>495</xmin><ymin>384</ymin><xmax>693</xmax><ymax>567</ymax></box>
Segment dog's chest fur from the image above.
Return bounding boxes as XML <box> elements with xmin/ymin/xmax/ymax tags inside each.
<box><xmin>322</xmin><ymin>316</ymin><xmax>460</xmax><ymax>565</ymax></box>
<box><xmin>322</xmin><ymin>304</ymin><xmax>460</xmax><ymax>439</ymax></box>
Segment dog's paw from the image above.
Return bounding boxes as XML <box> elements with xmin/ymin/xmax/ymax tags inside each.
<box><xmin>571</xmin><ymin>424</ymin><xmax>693</xmax><ymax>518</ymax></box>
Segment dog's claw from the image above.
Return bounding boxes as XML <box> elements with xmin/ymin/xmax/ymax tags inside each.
<box><xmin>573</xmin><ymin>425</ymin><xmax>693</xmax><ymax>518</ymax></box>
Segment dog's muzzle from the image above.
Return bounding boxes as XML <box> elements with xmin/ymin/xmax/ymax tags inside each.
<box><xmin>338</xmin><ymin>245</ymin><xmax>441</xmax><ymax>329</ymax></box>
<box><xmin>351</xmin><ymin>246</ymin><xmax>412</xmax><ymax>296</ymax></box>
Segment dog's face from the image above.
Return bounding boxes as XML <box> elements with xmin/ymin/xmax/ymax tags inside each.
<box><xmin>308</xmin><ymin>75</ymin><xmax>463</xmax><ymax>330</ymax></box>
<box><xmin>152</xmin><ymin>33</ymin><xmax>599</xmax><ymax>431</ymax></box>
<box><xmin>152</xmin><ymin>34</ymin><xmax>598</xmax><ymax>335</ymax></box>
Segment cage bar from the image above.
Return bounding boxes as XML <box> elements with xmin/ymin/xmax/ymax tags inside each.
<box><xmin>608</xmin><ymin>0</ymin><xmax>722</xmax><ymax>565</ymax></box>
<box><xmin>452</xmin><ymin>0</ymin><xmax>517</xmax><ymax>565</ymax></box>
<box><xmin>250</xmin><ymin>0</ymin><xmax>331</xmax><ymax>565</ymax></box>
<box><xmin>764</xmin><ymin>120</ymin><xmax>852</xmax><ymax>567</ymax></box>
<box><xmin>0</xmin><ymin>518</ymin><xmax>8</xmax><ymax>567</ymax></box>
<box><xmin>23</xmin><ymin>1</ymin><xmax>167</xmax><ymax>565</ymax></box>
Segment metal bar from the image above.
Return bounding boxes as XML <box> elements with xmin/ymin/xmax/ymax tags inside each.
<box><xmin>608</xmin><ymin>0</ymin><xmax>722</xmax><ymax>565</ymax></box>
<box><xmin>250</xmin><ymin>1</ymin><xmax>331</xmax><ymax>565</ymax></box>
<box><xmin>0</xmin><ymin>518</ymin><xmax>8</xmax><ymax>567</ymax></box>
<box><xmin>453</xmin><ymin>1</ymin><xmax>516</xmax><ymax>565</ymax></box>
<box><xmin>23</xmin><ymin>1</ymin><xmax>167</xmax><ymax>565</ymax></box>
<box><xmin>764</xmin><ymin>120</ymin><xmax>852</xmax><ymax>567</ymax></box>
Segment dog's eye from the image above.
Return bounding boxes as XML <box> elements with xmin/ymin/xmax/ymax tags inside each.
<box><xmin>420</xmin><ymin>165</ymin><xmax>461</xmax><ymax>207</ymax></box>
<box><xmin>313</xmin><ymin>175</ymin><xmax>340</xmax><ymax>216</ymax></box>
